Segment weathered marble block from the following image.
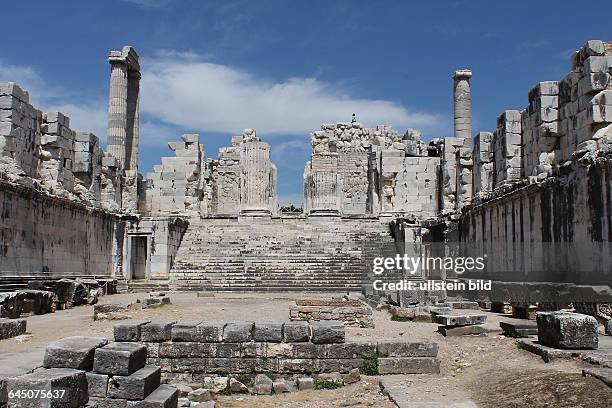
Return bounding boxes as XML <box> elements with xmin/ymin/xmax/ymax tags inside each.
<box><xmin>222</xmin><ymin>322</ymin><xmax>253</xmax><ymax>342</ymax></box>
<box><xmin>310</xmin><ymin>321</ymin><xmax>345</xmax><ymax>344</ymax></box>
<box><xmin>93</xmin><ymin>343</ymin><xmax>147</xmax><ymax>376</ymax></box>
<box><xmin>114</xmin><ymin>322</ymin><xmax>150</xmax><ymax>342</ymax></box>
<box><xmin>253</xmin><ymin>322</ymin><xmax>283</xmax><ymax>343</ymax></box>
<box><xmin>140</xmin><ymin>322</ymin><xmax>175</xmax><ymax>343</ymax></box>
<box><xmin>131</xmin><ymin>384</ymin><xmax>178</xmax><ymax>408</ymax></box>
<box><xmin>44</xmin><ymin>336</ymin><xmax>108</xmax><ymax>370</ymax></box>
<box><xmin>6</xmin><ymin>368</ymin><xmax>88</xmax><ymax>408</ymax></box>
<box><xmin>283</xmin><ymin>321</ymin><xmax>311</xmax><ymax>342</ymax></box>
<box><xmin>377</xmin><ymin>357</ymin><xmax>440</xmax><ymax>374</ymax></box>
<box><xmin>432</xmin><ymin>314</ymin><xmax>486</xmax><ymax>326</ymax></box>
<box><xmin>86</xmin><ymin>372</ymin><xmax>109</xmax><ymax>397</ymax></box>
<box><xmin>537</xmin><ymin>311</ymin><xmax>598</xmax><ymax>350</ymax></box>
<box><xmin>377</xmin><ymin>340</ymin><xmax>438</xmax><ymax>357</ymax></box>
<box><xmin>107</xmin><ymin>365</ymin><xmax>161</xmax><ymax>400</ymax></box>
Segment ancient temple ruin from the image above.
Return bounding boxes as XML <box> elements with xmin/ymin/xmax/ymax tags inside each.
<box><xmin>0</xmin><ymin>40</ymin><xmax>610</xmax><ymax>319</ymax></box>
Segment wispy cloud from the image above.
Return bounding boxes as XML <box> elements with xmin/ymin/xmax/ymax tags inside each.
<box><xmin>141</xmin><ymin>51</ymin><xmax>445</xmax><ymax>137</ymax></box>
<box><xmin>119</xmin><ymin>0</ymin><xmax>172</xmax><ymax>8</ymax></box>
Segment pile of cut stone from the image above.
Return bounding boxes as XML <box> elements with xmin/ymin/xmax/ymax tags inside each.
<box><xmin>3</xmin><ymin>336</ymin><xmax>177</xmax><ymax>407</ymax></box>
<box><xmin>432</xmin><ymin>311</ymin><xmax>487</xmax><ymax>337</ymax></box>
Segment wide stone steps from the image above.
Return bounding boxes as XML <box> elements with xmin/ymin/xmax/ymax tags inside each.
<box><xmin>168</xmin><ymin>217</ymin><xmax>393</xmax><ymax>292</ymax></box>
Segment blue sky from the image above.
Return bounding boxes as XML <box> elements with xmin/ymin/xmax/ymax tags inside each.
<box><xmin>0</xmin><ymin>0</ymin><xmax>610</xmax><ymax>204</ymax></box>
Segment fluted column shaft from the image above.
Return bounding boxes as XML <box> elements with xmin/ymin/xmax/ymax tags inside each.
<box><xmin>107</xmin><ymin>63</ymin><xmax>128</xmax><ymax>167</ymax></box>
<box><xmin>240</xmin><ymin>140</ymin><xmax>271</xmax><ymax>214</ymax></box>
<box><xmin>308</xmin><ymin>171</ymin><xmax>339</xmax><ymax>214</ymax></box>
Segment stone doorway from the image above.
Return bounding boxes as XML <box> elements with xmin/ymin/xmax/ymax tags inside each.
<box><xmin>128</xmin><ymin>235</ymin><xmax>149</xmax><ymax>280</ymax></box>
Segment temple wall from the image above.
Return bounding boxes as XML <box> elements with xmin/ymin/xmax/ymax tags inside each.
<box><xmin>0</xmin><ymin>180</ymin><xmax>123</xmax><ymax>278</ymax></box>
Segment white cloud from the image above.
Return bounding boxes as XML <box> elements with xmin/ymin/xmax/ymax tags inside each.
<box><xmin>141</xmin><ymin>52</ymin><xmax>445</xmax><ymax>137</ymax></box>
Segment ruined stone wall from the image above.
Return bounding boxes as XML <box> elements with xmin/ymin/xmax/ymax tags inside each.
<box><xmin>0</xmin><ymin>180</ymin><xmax>123</xmax><ymax>278</ymax></box>
<box><xmin>305</xmin><ymin>122</ymin><xmax>437</xmax><ymax>218</ymax></box>
<box><xmin>458</xmin><ymin>156</ymin><xmax>612</xmax><ymax>286</ymax></box>
<box><xmin>145</xmin><ymin>134</ymin><xmax>205</xmax><ymax>215</ymax></box>
<box><xmin>145</xmin><ymin>130</ymin><xmax>277</xmax><ymax>217</ymax></box>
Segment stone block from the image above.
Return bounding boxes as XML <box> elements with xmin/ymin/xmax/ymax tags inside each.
<box><xmin>537</xmin><ymin>311</ymin><xmax>598</xmax><ymax>350</ymax></box>
<box><xmin>229</xmin><ymin>378</ymin><xmax>248</xmax><ymax>393</ymax></box>
<box><xmin>342</xmin><ymin>368</ymin><xmax>361</xmax><ymax>384</ymax></box>
<box><xmin>141</xmin><ymin>322</ymin><xmax>175</xmax><ymax>343</ymax></box>
<box><xmin>0</xmin><ymin>318</ymin><xmax>26</xmax><ymax>340</ymax></box>
<box><xmin>253</xmin><ymin>322</ymin><xmax>283</xmax><ymax>343</ymax></box>
<box><xmin>499</xmin><ymin>321</ymin><xmax>538</xmax><ymax>337</ymax></box>
<box><xmin>195</xmin><ymin>323</ymin><xmax>224</xmax><ymax>342</ymax></box>
<box><xmin>377</xmin><ymin>340</ymin><xmax>438</xmax><ymax>357</ymax></box>
<box><xmin>170</xmin><ymin>324</ymin><xmax>200</xmax><ymax>342</ymax></box>
<box><xmin>438</xmin><ymin>325</ymin><xmax>487</xmax><ymax>337</ymax></box>
<box><xmin>222</xmin><ymin>322</ymin><xmax>253</xmax><ymax>342</ymax></box>
<box><xmin>187</xmin><ymin>388</ymin><xmax>213</xmax><ymax>402</ymax></box>
<box><xmin>582</xmin><ymin>367</ymin><xmax>612</xmax><ymax>387</ymax></box>
<box><xmin>88</xmin><ymin>397</ymin><xmax>127</xmax><ymax>408</ymax></box>
<box><xmin>377</xmin><ymin>357</ymin><xmax>440</xmax><ymax>374</ymax></box>
<box><xmin>93</xmin><ymin>343</ymin><xmax>147</xmax><ymax>376</ymax></box>
<box><xmin>325</xmin><ymin>342</ymin><xmax>376</xmax><ymax>359</ymax></box>
<box><xmin>253</xmin><ymin>374</ymin><xmax>273</xmax><ymax>395</ymax></box>
<box><xmin>310</xmin><ymin>321</ymin><xmax>345</xmax><ymax>344</ymax></box>
<box><xmin>6</xmin><ymin>368</ymin><xmax>88</xmax><ymax>408</ymax></box>
<box><xmin>107</xmin><ymin>366</ymin><xmax>160</xmax><ymax>400</ymax></box>
<box><xmin>432</xmin><ymin>314</ymin><xmax>486</xmax><ymax>326</ymax></box>
<box><xmin>86</xmin><ymin>372</ymin><xmax>109</xmax><ymax>398</ymax></box>
<box><xmin>605</xmin><ymin>320</ymin><xmax>612</xmax><ymax>336</ymax></box>
<box><xmin>283</xmin><ymin>321</ymin><xmax>311</xmax><ymax>342</ymax></box>
<box><xmin>44</xmin><ymin>336</ymin><xmax>108</xmax><ymax>370</ymax></box>
<box><xmin>114</xmin><ymin>322</ymin><xmax>150</xmax><ymax>342</ymax></box>
<box><xmin>131</xmin><ymin>384</ymin><xmax>178</xmax><ymax>408</ymax></box>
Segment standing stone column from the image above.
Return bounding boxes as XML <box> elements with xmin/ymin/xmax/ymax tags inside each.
<box><xmin>107</xmin><ymin>61</ymin><xmax>128</xmax><ymax>166</ymax></box>
<box><xmin>107</xmin><ymin>46</ymin><xmax>140</xmax><ymax>171</ymax></box>
<box><xmin>307</xmin><ymin>171</ymin><xmax>340</xmax><ymax>215</ymax></box>
<box><xmin>453</xmin><ymin>69</ymin><xmax>472</xmax><ymax>140</ymax></box>
<box><xmin>240</xmin><ymin>140</ymin><xmax>272</xmax><ymax>215</ymax></box>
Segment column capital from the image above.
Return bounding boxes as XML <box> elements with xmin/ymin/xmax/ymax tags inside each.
<box><xmin>108</xmin><ymin>45</ymin><xmax>140</xmax><ymax>72</ymax></box>
<box><xmin>453</xmin><ymin>69</ymin><xmax>472</xmax><ymax>80</ymax></box>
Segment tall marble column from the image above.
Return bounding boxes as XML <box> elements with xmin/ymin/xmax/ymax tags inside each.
<box><xmin>240</xmin><ymin>140</ymin><xmax>272</xmax><ymax>215</ymax></box>
<box><xmin>107</xmin><ymin>46</ymin><xmax>140</xmax><ymax>171</ymax></box>
<box><xmin>107</xmin><ymin>61</ymin><xmax>128</xmax><ymax>167</ymax></box>
<box><xmin>107</xmin><ymin>46</ymin><xmax>140</xmax><ymax>212</ymax></box>
<box><xmin>453</xmin><ymin>69</ymin><xmax>472</xmax><ymax>140</ymax></box>
<box><xmin>307</xmin><ymin>171</ymin><xmax>340</xmax><ymax>215</ymax></box>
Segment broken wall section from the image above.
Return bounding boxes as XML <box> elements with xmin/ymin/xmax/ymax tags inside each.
<box><xmin>145</xmin><ymin>134</ymin><xmax>205</xmax><ymax>215</ymax></box>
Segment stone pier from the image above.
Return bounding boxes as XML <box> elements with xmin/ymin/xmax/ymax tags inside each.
<box><xmin>306</xmin><ymin>170</ymin><xmax>340</xmax><ymax>216</ymax></box>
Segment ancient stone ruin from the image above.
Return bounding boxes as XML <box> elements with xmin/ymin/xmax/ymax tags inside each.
<box><xmin>1</xmin><ymin>39</ymin><xmax>612</xmax><ymax>407</ymax></box>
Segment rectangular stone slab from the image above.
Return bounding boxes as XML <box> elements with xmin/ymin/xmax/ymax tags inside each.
<box><xmin>107</xmin><ymin>365</ymin><xmax>161</xmax><ymax>400</ymax></box>
<box><xmin>222</xmin><ymin>322</ymin><xmax>253</xmax><ymax>342</ymax></box>
<box><xmin>499</xmin><ymin>321</ymin><xmax>538</xmax><ymax>337</ymax></box>
<box><xmin>432</xmin><ymin>314</ymin><xmax>487</xmax><ymax>326</ymax></box>
<box><xmin>283</xmin><ymin>321</ymin><xmax>310</xmax><ymax>342</ymax></box>
<box><xmin>43</xmin><ymin>336</ymin><xmax>109</xmax><ymax>370</ymax></box>
<box><xmin>377</xmin><ymin>340</ymin><xmax>438</xmax><ymax>357</ymax></box>
<box><xmin>140</xmin><ymin>322</ymin><xmax>175</xmax><ymax>343</ymax></box>
<box><xmin>6</xmin><ymin>368</ymin><xmax>88</xmax><ymax>408</ymax></box>
<box><xmin>114</xmin><ymin>322</ymin><xmax>150</xmax><ymax>342</ymax></box>
<box><xmin>310</xmin><ymin>321</ymin><xmax>345</xmax><ymax>344</ymax></box>
<box><xmin>438</xmin><ymin>325</ymin><xmax>487</xmax><ymax>337</ymax></box>
<box><xmin>131</xmin><ymin>384</ymin><xmax>179</xmax><ymax>408</ymax></box>
<box><xmin>253</xmin><ymin>322</ymin><xmax>283</xmax><ymax>342</ymax></box>
<box><xmin>377</xmin><ymin>357</ymin><xmax>440</xmax><ymax>374</ymax></box>
<box><xmin>93</xmin><ymin>342</ymin><xmax>147</xmax><ymax>376</ymax></box>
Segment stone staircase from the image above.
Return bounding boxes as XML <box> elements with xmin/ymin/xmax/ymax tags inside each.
<box><xmin>169</xmin><ymin>216</ymin><xmax>394</xmax><ymax>292</ymax></box>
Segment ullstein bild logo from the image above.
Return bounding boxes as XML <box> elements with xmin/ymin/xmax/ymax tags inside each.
<box><xmin>370</xmin><ymin>254</ymin><xmax>492</xmax><ymax>292</ymax></box>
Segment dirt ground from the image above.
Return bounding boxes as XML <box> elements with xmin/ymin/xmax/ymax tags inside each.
<box><xmin>1</xmin><ymin>292</ymin><xmax>610</xmax><ymax>407</ymax></box>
